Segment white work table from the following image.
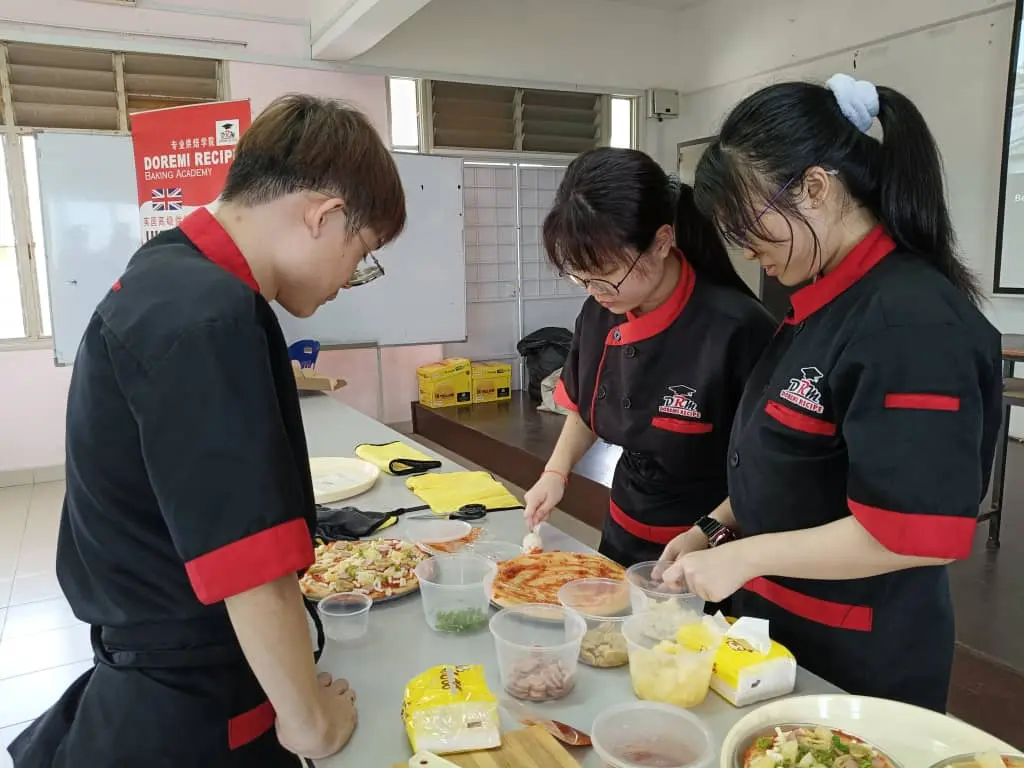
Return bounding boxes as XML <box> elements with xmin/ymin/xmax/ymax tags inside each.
<box><xmin>300</xmin><ymin>395</ymin><xmax>841</xmax><ymax>768</ymax></box>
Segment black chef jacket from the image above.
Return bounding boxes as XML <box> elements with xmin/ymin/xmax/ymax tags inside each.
<box><xmin>555</xmin><ymin>256</ymin><xmax>776</xmax><ymax>566</ymax></box>
<box><xmin>9</xmin><ymin>208</ymin><xmax>317</xmax><ymax>767</ymax></box>
<box><xmin>728</xmin><ymin>226</ymin><xmax>1003</xmax><ymax>712</ymax></box>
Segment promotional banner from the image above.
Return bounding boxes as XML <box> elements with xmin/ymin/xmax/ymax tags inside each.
<box><xmin>131</xmin><ymin>100</ymin><xmax>251</xmax><ymax>241</ymax></box>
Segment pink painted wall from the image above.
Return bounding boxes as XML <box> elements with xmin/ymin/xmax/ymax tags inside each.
<box><xmin>0</xmin><ymin>62</ymin><xmax>441</xmax><ymax>473</ymax></box>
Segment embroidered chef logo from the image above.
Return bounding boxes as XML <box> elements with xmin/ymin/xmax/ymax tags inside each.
<box><xmin>781</xmin><ymin>367</ymin><xmax>825</xmax><ymax>414</ymax></box>
<box><xmin>659</xmin><ymin>385</ymin><xmax>702</xmax><ymax>419</ymax></box>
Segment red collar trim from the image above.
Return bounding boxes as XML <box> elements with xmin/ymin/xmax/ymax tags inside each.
<box><xmin>786</xmin><ymin>225</ymin><xmax>895</xmax><ymax>324</ymax></box>
<box><xmin>612</xmin><ymin>254</ymin><xmax>695</xmax><ymax>346</ymax></box>
<box><xmin>179</xmin><ymin>208</ymin><xmax>260</xmax><ymax>292</ymax></box>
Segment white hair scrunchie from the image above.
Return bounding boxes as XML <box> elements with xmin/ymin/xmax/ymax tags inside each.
<box><xmin>825</xmin><ymin>73</ymin><xmax>879</xmax><ymax>133</ymax></box>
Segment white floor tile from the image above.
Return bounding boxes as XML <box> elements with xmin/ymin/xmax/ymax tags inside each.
<box><xmin>0</xmin><ymin>660</ymin><xmax>92</xmax><ymax>729</ymax></box>
<box><xmin>0</xmin><ymin>623</ymin><xmax>92</xmax><ymax>679</ymax></box>
<box><xmin>0</xmin><ymin>581</ymin><xmax>10</xmax><ymax>609</ymax></box>
<box><xmin>0</xmin><ymin>487</ymin><xmax>31</xmax><ymax>581</ymax></box>
<box><xmin>0</xmin><ymin>720</ymin><xmax>29</xmax><ymax>749</ymax></box>
<box><xmin>2</xmin><ymin>598</ymin><xmax>81</xmax><ymax>640</ymax></box>
<box><xmin>7</xmin><ymin>572</ymin><xmax>63</xmax><ymax>608</ymax></box>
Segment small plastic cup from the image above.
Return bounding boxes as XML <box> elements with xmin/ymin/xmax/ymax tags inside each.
<box><xmin>622</xmin><ymin>609</ymin><xmax>723</xmax><ymax>709</ymax></box>
<box><xmin>414</xmin><ymin>554</ymin><xmax>496</xmax><ymax>634</ymax></box>
<box><xmin>591</xmin><ymin>702</ymin><xmax>713</xmax><ymax>768</ymax></box>
<box><xmin>558</xmin><ymin>578</ymin><xmax>631</xmax><ymax>668</ymax></box>
<box><xmin>489</xmin><ymin>604</ymin><xmax>587</xmax><ymax>701</ymax></box>
<box><xmin>463</xmin><ymin>540</ymin><xmax>524</xmax><ymax>563</ymax></box>
<box><xmin>626</xmin><ymin>561</ymin><xmax>706</xmax><ymax>616</ymax></box>
<box><xmin>317</xmin><ymin>592</ymin><xmax>372</xmax><ymax>642</ymax></box>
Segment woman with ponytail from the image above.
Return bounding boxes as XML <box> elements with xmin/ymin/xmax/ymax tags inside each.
<box><xmin>523</xmin><ymin>147</ymin><xmax>775</xmax><ymax>569</ymax></box>
<box><xmin>657</xmin><ymin>74</ymin><xmax>1003</xmax><ymax>710</ymax></box>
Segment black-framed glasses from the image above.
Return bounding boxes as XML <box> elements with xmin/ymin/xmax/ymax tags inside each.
<box><xmin>348</xmin><ymin>232</ymin><xmax>385</xmax><ymax>287</ymax></box>
<box><xmin>562</xmin><ymin>253</ymin><xmax>643</xmax><ymax>297</ymax></box>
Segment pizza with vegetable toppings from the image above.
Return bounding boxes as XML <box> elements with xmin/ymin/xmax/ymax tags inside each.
<box><xmin>490</xmin><ymin>552</ymin><xmax>626</xmax><ymax>608</ymax></box>
<box><xmin>299</xmin><ymin>539</ymin><xmax>428</xmax><ymax>601</ymax></box>
<box><xmin>743</xmin><ymin>726</ymin><xmax>897</xmax><ymax>768</ymax></box>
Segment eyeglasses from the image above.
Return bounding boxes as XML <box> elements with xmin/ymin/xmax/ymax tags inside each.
<box><xmin>348</xmin><ymin>232</ymin><xmax>385</xmax><ymax>287</ymax></box>
<box><xmin>724</xmin><ymin>169</ymin><xmax>838</xmax><ymax>249</ymax></box>
<box><xmin>563</xmin><ymin>253</ymin><xmax>643</xmax><ymax>297</ymax></box>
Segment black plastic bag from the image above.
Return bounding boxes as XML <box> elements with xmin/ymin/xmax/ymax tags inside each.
<box><xmin>517</xmin><ymin>327</ymin><xmax>573</xmax><ymax>403</ymax></box>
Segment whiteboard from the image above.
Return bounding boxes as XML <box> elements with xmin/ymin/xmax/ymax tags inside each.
<box><xmin>38</xmin><ymin>135</ymin><xmax>466</xmax><ymax>364</ymax></box>
<box><xmin>273</xmin><ymin>153</ymin><xmax>467</xmax><ymax>347</ymax></box>
<box><xmin>36</xmin><ymin>133</ymin><xmax>142</xmax><ymax>366</ymax></box>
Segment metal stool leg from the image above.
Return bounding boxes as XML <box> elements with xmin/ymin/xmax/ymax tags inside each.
<box><xmin>985</xmin><ymin>359</ymin><xmax>1014</xmax><ymax>550</ymax></box>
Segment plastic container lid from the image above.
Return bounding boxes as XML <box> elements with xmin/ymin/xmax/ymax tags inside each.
<box><xmin>463</xmin><ymin>540</ymin><xmax>524</xmax><ymax>562</ymax></box>
<box><xmin>558</xmin><ymin>578</ymin><xmax>631</xmax><ymax>620</ymax></box>
<box><xmin>406</xmin><ymin>519</ymin><xmax>473</xmax><ymax>545</ymax></box>
<box><xmin>591</xmin><ymin>702</ymin><xmax>713</xmax><ymax>768</ymax></box>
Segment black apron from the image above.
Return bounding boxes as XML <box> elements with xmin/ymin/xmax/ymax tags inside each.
<box><xmin>9</xmin><ymin>603</ymin><xmax>325</xmax><ymax>767</ymax></box>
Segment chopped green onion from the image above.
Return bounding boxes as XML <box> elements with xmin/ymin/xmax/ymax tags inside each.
<box><xmin>434</xmin><ymin>608</ymin><xmax>489</xmax><ymax>633</ymax></box>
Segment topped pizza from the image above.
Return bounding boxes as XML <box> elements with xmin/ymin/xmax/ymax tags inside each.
<box><xmin>300</xmin><ymin>538</ymin><xmax>428</xmax><ymax>602</ymax></box>
<box><xmin>491</xmin><ymin>552</ymin><xmax>626</xmax><ymax>608</ymax></box>
<box><xmin>743</xmin><ymin>726</ymin><xmax>897</xmax><ymax>768</ymax></box>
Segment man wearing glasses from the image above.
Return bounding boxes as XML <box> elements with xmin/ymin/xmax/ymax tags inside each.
<box><xmin>9</xmin><ymin>95</ymin><xmax>406</xmax><ymax>768</ymax></box>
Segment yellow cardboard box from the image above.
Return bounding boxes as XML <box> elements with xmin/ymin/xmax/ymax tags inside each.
<box><xmin>471</xmin><ymin>362</ymin><xmax>512</xmax><ymax>404</ymax></box>
<box><xmin>417</xmin><ymin>358</ymin><xmax>472</xmax><ymax>409</ymax></box>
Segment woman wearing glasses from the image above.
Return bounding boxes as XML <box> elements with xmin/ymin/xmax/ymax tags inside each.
<box><xmin>656</xmin><ymin>74</ymin><xmax>1002</xmax><ymax>711</ymax></box>
<box><xmin>523</xmin><ymin>147</ymin><xmax>775</xmax><ymax>568</ymax></box>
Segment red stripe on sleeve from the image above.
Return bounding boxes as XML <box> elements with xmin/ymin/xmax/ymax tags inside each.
<box><xmin>848</xmin><ymin>498</ymin><xmax>976</xmax><ymax>560</ymax></box>
<box><xmin>553</xmin><ymin>379</ymin><xmax>578</xmax><ymax>413</ymax></box>
<box><xmin>743</xmin><ymin>577</ymin><xmax>873</xmax><ymax>632</ymax></box>
<box><xmin>228</xmin><ymin>700</ymin><xmax>276</xmax><ymax>750</ymax></box>
<box><xmin>764</xmin><ymin>401</ymin><xmax>837</xmax><ymax>436</ymax></box>
<box><xmin>883</xmin><ymin>393</ymin><xmax>960</xmax><ymax>412</ymax></box>
<box><xmin>651</xmin><ymin>417</ymin><xmax>713</xmax><ymax>434</ymax></box>
<box><xmin>185</xmin><ymin>518</ymin><xmax>315</xmax><ymax>605</ymax></box>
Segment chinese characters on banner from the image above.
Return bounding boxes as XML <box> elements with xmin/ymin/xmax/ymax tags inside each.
<box><xmin>130</xmin><ymin>100</ymin><xmax>252</xmax><ymax>241</ymax></box>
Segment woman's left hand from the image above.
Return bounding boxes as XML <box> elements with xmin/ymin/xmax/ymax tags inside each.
<box><xmin>662</xmin><ymin>543</ymin><xmax>756</xmax><ymax>603</ymax></box>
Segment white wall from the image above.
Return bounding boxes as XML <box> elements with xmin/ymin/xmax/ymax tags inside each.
<box><xmin>351</xmin><ymin>0</ymin><xmax>679</xmax><ymax>91</ymax></box>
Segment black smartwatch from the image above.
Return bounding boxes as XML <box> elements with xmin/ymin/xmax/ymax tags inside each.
<box><xmin>695</xmin><ymin>515</ymin><xmax>736</xmax><ymax>548</ymax></box>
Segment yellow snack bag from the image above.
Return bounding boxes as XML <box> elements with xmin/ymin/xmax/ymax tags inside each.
<box><xmin>401</xmin><ymin>665</ymin><xmax>501</xmax><ymax>755</ymax></box>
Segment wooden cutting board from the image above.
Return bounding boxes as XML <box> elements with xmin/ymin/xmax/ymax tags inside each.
<box><xmin>394</xmin><ymin>726</ymin><xmax>581</xmax><ymax>768</ymax></box>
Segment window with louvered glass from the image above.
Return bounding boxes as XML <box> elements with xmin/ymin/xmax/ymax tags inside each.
<box><xmin>431</xmin><ymin>81</ymin><xmax>516</xmax><ymax>152</ymax></box>
<box><xmin>0</xmin><ymin>42</ymin><xmax>219</xmax><ymax>132</ymax></box>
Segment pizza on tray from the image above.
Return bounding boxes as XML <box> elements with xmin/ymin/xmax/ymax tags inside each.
<box><xmin>743</xmin><ymin>725</ymin><xmax>897</xmax><ymax>768</ymax></box>
<box><xmin>300</xmin><ymin>538</ymin><xmax>428</xmax><ymax>602</ymax></box>
<box><xmin>491</xmin><ymin>552</ymin><xmax>626</xmax><ymax>608</ymax></box>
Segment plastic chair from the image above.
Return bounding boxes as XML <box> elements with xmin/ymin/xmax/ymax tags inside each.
<box><xmin>288</xmin><ymin>339</ymin><xmax>321</xmax><ymax>369</ymax></box>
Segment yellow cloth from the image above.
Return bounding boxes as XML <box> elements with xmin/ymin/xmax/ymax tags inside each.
<box><xmin>405</xmin><ymin>471</ymin><xmax>521</xmax><ymax>514</ymax></box>
<box><xmin>354</xmin><ymin>442</ymin><xmax>441</xmax><ymax>476</ymax></box>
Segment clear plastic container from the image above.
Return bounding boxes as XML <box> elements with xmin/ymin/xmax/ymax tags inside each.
<box><xmin>592</xmin><ymin>702</ymin><xmax>713</xmax><ymax>768</ymax></box>
<box><xmin>558</xmin><ymin>578</ymin><xmax>631</xmax><ymax>668</ymax></box>
<box><xmin>317</xmin><ymin>592</ymin><xmax>372</xmax><ymax>642</ymax></box>
<box><xmin>414</xmin><ymin>554</ymin><xmax>496</xmax><ymax>634</ymax></box>
<box><xmin>622</xmin><ymin>608</ymin><xmax>723</xmax><ymax>708</ymax></box>
<box><xmin>625</xmin><ymin>561</ymin><xmax>706</xmax><ymax>616</ymax></box>
<box><xmin>489</xmin><ymin>604</ymin><xmax>587</xmax><ymax>701</ymax></box>
<box><xmin>463</xmin><ymin>540</ymin><xmax>524</xmax><ymax>563</ymax></box>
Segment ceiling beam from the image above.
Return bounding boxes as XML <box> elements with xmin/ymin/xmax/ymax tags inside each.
<box><xmin>311</xmin><ymin>0</ymin><xmax>433</xmax><ymax>61</ymax></box>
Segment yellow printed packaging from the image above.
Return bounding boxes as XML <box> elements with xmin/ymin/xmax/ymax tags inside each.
<box><xmin>471</xmin><ymin>361</ymin><xmax>512</xmax><ymax>404</ymax></box>
<box><xmin>710</xmin><ymin>623</ymin><xmax>797</xmax><ymax>707</ymax></box>
<box><xmin>401</xmin><ymin>665</ymin><xmax>501</xmax><ymax>755</ymax></box>
<box><xmin>418</xmin><ymin>358</ymin><xmax>472</xmax><ymax>409</ymax></box>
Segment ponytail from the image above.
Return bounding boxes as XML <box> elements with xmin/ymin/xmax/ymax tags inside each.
<box><xmin>671</xmin><ymin>177</ymin><xmax>758</xmax><ymax>300</ymax></box>
<box><xmin>875</xmin><ymin>87</ymin><xmax>982</xmax><ymax>304</ymax></box>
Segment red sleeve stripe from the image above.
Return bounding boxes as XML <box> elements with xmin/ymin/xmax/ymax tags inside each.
<box><xmin>848</xmin><ymin>498</ymin><xmax>976</xmax><ymax>560</ymax></box>
<box><xmin>228</xmin><ymin>700</ymin><xmax>275</xmax><ymax>750</ymax></box>
<box><xmin>883</xmin><ymin>393</ymin><xmax>960</xmax><ymax>412</ymax></box>
<box><xmin>651</xmin><ymin>417</ymin><xmax>713</xmax><ymax>434</ymax></box>
<box><xmin>553</xmin><ymin>379</ymin><xmax>578</xmax><ymax>412</ymax></box>
<box><xmin>742</xmin><ymin>577</ymin><xmax>873</xmax><ymax>632</ymax></box>
<box><xmin>764</xmin><ymin>400</ymin><xmax>837</xmax><ymax>436</ymax></box>
<box><xmin>185</xmin><ymin>518</ymin><xmax>315</xmax><ymax>605</ymax></box>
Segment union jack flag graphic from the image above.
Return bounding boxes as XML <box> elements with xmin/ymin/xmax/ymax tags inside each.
<box><xmin>151</xmin><ymin>188</ymin><xmax>183</xmax><ymax>212</ymax></box>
